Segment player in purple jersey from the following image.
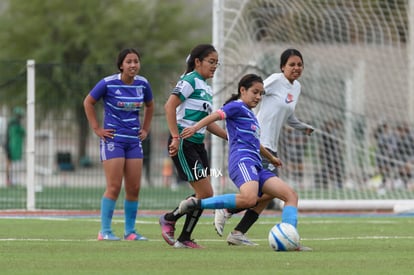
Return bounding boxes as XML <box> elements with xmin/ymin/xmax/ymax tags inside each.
<box><xmin>84</xmin><ymin>48</ymin><xmax>154</xmax><ymax>241</ymax></box>
<box><xmin>216</xmin><ymin>49</ymin><xmax>314</xmax><ymax>246</ymax></box>
<box><xmin>179</xmin><ymin>74</ymin><xmax>311</xmax><ymax>250</ymax></box>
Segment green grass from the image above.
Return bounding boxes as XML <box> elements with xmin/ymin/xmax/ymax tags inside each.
<box><xmin>2</xmin><ymin>185</ymin><xmax>414</xmax><ymax>210</ymax></box>
<box><xmin>0</xmin><ymin>214</ymin><xmax>413</xmax><ymax>274</ymax></box>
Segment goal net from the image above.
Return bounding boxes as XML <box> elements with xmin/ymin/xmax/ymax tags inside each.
<box><xmin>211</xmin><ymin>0</ymin><xmax>414</xmax><ymax>211</ymax></box>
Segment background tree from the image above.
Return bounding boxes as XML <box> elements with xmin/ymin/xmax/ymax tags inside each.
<box><xmin>0</xmin><ymin>0</ymin><xmax>212</xmax><ymax>161</ymax></box>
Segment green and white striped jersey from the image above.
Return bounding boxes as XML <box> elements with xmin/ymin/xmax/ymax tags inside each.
<box><xmin>172</xmin><ymin>71</ymin><xmax>213</xmax><ymax>144</ymax></box>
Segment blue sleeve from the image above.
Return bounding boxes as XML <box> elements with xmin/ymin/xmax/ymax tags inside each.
<box><xmin>144</xmin><ymin>82</ymin><xmax>153</xmax><ymax>103</ymax></box>
<box><xmin>221</xmin><ymin>101</ymin><xmax>240</xmax><ymax>119</ymax></box>
<box><xmin>89</xmin><ymin>79</ymin><xmax>107</xmax><ymax>101</ymax></box>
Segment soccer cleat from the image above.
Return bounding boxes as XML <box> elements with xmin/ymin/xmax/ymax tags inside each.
<box><xmin>97</xmin><ymin>231</ymin><xmax>121</xmax><ymax>241</ymax></box>
<box><xmin>173</xmin><ymin>240</ymin><xmax>204</xmax><ymax>249</ymax></box>
<box><xmin>226</xmin><ymin>231</ymin><xmax>258</xmax><ymax>246</ymax></box>
<box><xmin>295</xmin><ymin>245</ymin><xmax>313</xmax><ymax>252</ymax></box>
<box><xmin>159</xmin><ymin>215</ymin><xmax>176</xmax><ymax>246</ymax></box>
<box><xmin>214</xmin><ymin>209</ymin><xmax>233</xmax><ymax>237</ymax></box>
<box><xmin>124</xmin><ymin>232</ymin><xmax>148</xmax><ymax>241</ymax></box>
<box><xmin>178</xmin><ymin>197</ymin><xmax>200</xmax><ymax>214</ymax></box>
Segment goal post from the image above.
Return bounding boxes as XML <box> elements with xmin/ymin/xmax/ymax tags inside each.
<box><xmin>212</xmin><ymin>0</ymin><xmax>414</xmax><ymax>211</ymax></box>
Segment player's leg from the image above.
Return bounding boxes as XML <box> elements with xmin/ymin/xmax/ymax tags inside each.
<box><xmin>174</xmin><ymin>142</ymin><xmax>213</xmax><ymax>248</ymax></box>
<box><xmin>123</xmin><ymin>146</ymin><xmax>147</xmax><ymax>241</ymax></box>
<box><xmin>161</xmin><ymin>140</ymin><xmax>213</xmax><ymax>248</ymax></box>
<box><xmin>98</xmin><ymin>157</ymin><xmax>124</xmax><ymax>241</ymax></box>
<box><xmin>216</xmin><ymin>151</ymin><xmax>280</xmax><ymax>237</ymax></box>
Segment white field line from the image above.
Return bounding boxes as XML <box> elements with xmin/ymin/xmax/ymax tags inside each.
<box><xmin>1</xmin><ymin>235</ymin><xmax>413</xmax><ymax>242</ymax></box>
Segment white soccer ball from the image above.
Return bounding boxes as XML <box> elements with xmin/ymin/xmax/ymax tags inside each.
<box><xmin>268</xmin><ymin>223</ymin><xmax>300</xmax><ymax>251</ymax></box>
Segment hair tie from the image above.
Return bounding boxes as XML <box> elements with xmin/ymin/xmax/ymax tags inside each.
<box><xmin>185</xmin><ymin>54</ymin><xmax>191</xmax><ymax>63</ymax></box>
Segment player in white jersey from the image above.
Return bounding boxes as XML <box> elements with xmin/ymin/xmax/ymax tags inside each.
<box><xmin>159</xmin><ymin>44</ymin><xmax>227</xmax><ymax>248</ymax></box>
<box><xmin>84</xmin><ymin>48</ymin><xmax>154</xmax><ymax>241</ymax></box>
<box><xmin>215</xmin><ymin>49</ymin><xmax>314</xmax><ymax>246</ymax></box>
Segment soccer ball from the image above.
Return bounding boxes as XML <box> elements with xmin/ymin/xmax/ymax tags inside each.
<box><xmin>268</xmin><ymin>223</ymin><xmax>300</xmax><ymax>251</ymax></box>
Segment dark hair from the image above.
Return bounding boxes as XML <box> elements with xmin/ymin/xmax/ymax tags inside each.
<box><xmin>117</xmin><ymin>48</ymin><xmax>141</xmax><ymax>72</ymax></box>
<box><xmin>224</xmin><ymin>74</ymin><xmax>263</xmax><ymax>105</ymax></box>
<box><xmin>184</xmin><ymin>44</ymin><xmax>217</xmax><ymax>74</ymax></box>
<box><xmin>280</xmin><ymin>48</ymin><xmax>303</xmax><ymax>71</ymax></box>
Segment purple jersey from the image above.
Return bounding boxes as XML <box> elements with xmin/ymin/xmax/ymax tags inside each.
<box><xmin>89</xmin><ymin>73</ymin><xmax>153</xmax><ymax>143</ymax></box>
<box><xmin>221</xmin><ymin>100</ymin><xmax>262</xmax><ymax>170</ymax></box>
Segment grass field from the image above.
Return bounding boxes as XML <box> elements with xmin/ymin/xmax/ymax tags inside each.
<box><xmin>0</xmin><ymin>213</ymin><xmax>413</xmax><ymax>274</ymax></box>
<box><xmin>2</xmin><ymin>185</ymin><xmax>414</xmax><ymax>210</ymax></box>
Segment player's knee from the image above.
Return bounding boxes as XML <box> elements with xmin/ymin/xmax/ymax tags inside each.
<box><xmin>239</xmin><ymin>195</ymin><xmax>258</xmax><ymax>208</ymax></box>
<box><xmin>286</xmin><ymin>189</ymin><xmax>298</xmax><ymax>204</ymax></box>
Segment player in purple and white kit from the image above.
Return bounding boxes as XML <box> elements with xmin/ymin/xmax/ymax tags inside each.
<box><xmin>215</xmin><ymin>49</ymin><xmax>314</xmax><ymax>246</ymax></box>
<box><xmin>179</xmin><ymin>74</ymin><xmax>311</xmax><ymax>250</ymax></box>
<box><xmin>84</xmin><ymin>48</ymin><xmax>154</xmax><ymax>241</ymax></box>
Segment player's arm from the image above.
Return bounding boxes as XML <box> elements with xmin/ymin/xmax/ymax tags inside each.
<box><xmin>139</xmin><ymin>100</ymin><xmax>154</xmax><ymax>141</ymax></box>
<box><xmin>181</xmin><ymin>110</ymin><xmax>223</xmax><ymax>139</ymax></box>
<box><xmin>164</xmin><ymin>94</ymin><xmax>181</xmax><ymax>156</ymax></box>
<box><xmin>83</xmin><ymin>94</ymin><xmax>114</xmax><ymax>141</ymax></box>
<box><xmin>287</xmin><ymin>113</ymin><xmax>314</xmax><ymax>136</ymax></box>
<box><xmin>260</xmin><ymin>144</ymin><xmax>282</xmax><ymax>167</ymax></box>
<box><xmin>207</xmin><ymin>122</ymin><xmax>227</xmax><ymax>140</ymax></box>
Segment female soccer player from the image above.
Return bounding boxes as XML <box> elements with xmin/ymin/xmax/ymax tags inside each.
<box><xmin>215</xmin><ymin>49</ymin><xmax>314</xmax><ymax>246</ymax></box>
<box><xmin>83</xmin><ymin>48</ymin><xmax>154</xmax><ymax>241</ymax></box>
<box><xmin>179</xmin><ymin>73</ymin><xmax>311</xmax><ymax>251</ymax></box>
<box><xmin>159</xmin><ymin>44</ymin><xmax>227</xmax><ymax>248</ymax></box>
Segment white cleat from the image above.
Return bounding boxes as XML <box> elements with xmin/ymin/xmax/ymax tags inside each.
<box><xmin>214</xmin><ymin>209</ymin><xmax>232</xmax><ymax>237</ymax></box>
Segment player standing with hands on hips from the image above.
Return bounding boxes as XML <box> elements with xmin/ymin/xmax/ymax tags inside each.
<box><xmin>84</xmin><ymin>48</ymin><xmax>154</xmax><ymax>241</ymax></box>
<box><xmin>178</xmin><ymin>73</ymin><xmax>311</xmax><ymax>251</ymax></box>
<box><xmin>159</xmin><ymin>44</ymin><xmax>227</xmax><ymax>248</ymax></box>
<box><xmin>214</xmin><ymin>49</ymin><xmax>314</xmax><ymax>246</ymax></box>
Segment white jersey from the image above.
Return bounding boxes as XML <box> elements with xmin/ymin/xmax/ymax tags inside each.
<box><xmin>256</xmin><ymin>73</ymin><xmax>313</xmax><ymax>152</ymax></box>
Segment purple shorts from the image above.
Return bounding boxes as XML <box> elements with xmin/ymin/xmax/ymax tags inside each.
<box><xmin>228</xmin><ymin>160</ymin><xmax>275</xmax><ymax>197</ymax></box>
<box><xmin>100</xmin><ymin>140</ymin><xmax>143</xmax><ymax>161</ymax></box>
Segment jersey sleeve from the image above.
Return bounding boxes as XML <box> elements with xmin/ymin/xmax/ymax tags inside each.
<box><xmin>89</xmin><ymin>79</ymin><xmax>107</xmax><ymax>100</ymax></box>
<box><xmin>143</xmin><ymin>81</ymin><xmax>154</xmax><ymax>103</ymax></box>
<box><xmin>263</xmin><ymin>73</ymin><xmax>280</xmax><ymax>96</ymax></box>
<box><xmin>221</xmin><ymin>101</ymin><xmax>241</xmax><ymax>119</ymax></box>
<box><xmin>171</xmin><ymin>80</ymin><xmax>193</xmax><ymax>102</ymax></box>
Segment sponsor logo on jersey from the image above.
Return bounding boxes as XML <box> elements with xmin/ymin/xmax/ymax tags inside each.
<box><xmin>117</xmin><ymin>101</ymin><xmax>143</xmax><ymax>111</ymax></box>
<box><xmin>285</xmin><ymin>93</ymin><xmax>294</xmax><ymax>103</ymax></box>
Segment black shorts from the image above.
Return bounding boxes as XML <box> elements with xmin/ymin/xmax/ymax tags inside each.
<box><xmin>261</xmin><ymin>148</ymin><xmax>279</xmax><ymax>176</ymax></box>
<box><xmin>169</xmin><ymin>137</ymin><xmax>209</xmax><ymax>182</ymax></box>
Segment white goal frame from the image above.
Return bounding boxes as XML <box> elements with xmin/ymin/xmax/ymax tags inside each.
<box><xmin>211</xmin><ymin>0</ymin><xmax>414</xmax><ymax>212</ymax></box>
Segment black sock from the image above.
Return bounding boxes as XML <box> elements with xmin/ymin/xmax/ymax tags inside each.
<box><xmin>177</xmin><ymin>208</ymin><xmax>203</xmax><ymax>242</ymax></box>
<box><xmin>164</xmin><ymin>193</ymin><xmax>195</xmax><ymax>221</ymax></box>
<box><xmin>234</xmin><ymin>209</ymin><xmax>259</xmax><ymax>234</ymax></box>
<box><xmin>227</xmin><ymin>208</ymin><xmax>245</xmax><ymax>214</ymax></box>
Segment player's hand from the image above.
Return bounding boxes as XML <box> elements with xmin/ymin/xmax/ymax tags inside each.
<box><xmin>95</xmin><ymin>128</ymin><xmax>115</xmax><ymax>142</ymax></box>
<box><xmin>305</xmin><ymin>128</ymin><xmax>314</xmax><ymax>136</ymax></box>
<box><xmin>180</xmin><ymin>127</ymin><xmax>196</xmax><ymax>139</ymax></box>
<box><xmin>168</xmin><ymin>138</ymin><xmax>179</xmax><ymax>156</ymax></box>
<box><xmin>139</xmin><ymin>129</ymin><xmax>148</xmax><ymax>140</ymax></box>
<box><xmin>271</xmin><ymin>157</ymin><xmax>282</xmax><ymax>167</ymax></box>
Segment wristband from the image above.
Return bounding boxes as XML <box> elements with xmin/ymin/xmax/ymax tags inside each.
<box><xmin>217</xmin><ymin>109</ymin><xmax>225</xmax><ymax>120</ymax></box>
<box><xmin>172</xmin><ymin>136</ymin><xmax>180</xmax><ymax>139</ymax></box>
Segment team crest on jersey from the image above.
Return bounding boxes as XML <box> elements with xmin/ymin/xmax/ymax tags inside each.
<box><xmin>136</xmin><ymin>87</ymin><xmax>143</xmax><ymax>97</ymax></box>
<box><xmin>285</xmin><ymin>93</ymin><xmax>294</xmax><ymax>103</ymax></box>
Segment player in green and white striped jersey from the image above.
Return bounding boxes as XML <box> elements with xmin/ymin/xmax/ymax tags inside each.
<box><xmin>160</xmin><ymin>44</ymin><xmax>227</xmax><ymax>248</ymax></box>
